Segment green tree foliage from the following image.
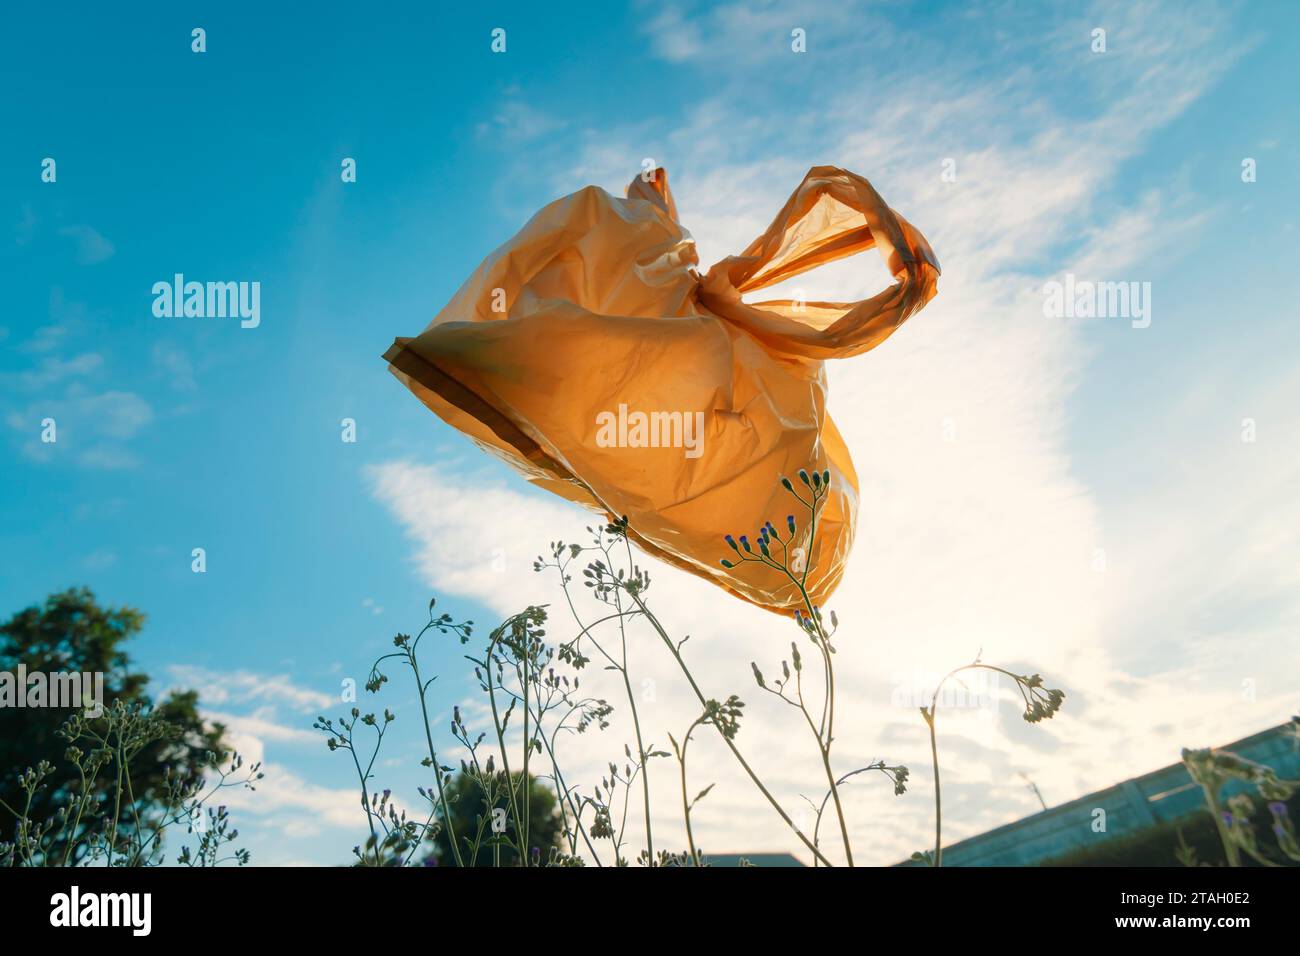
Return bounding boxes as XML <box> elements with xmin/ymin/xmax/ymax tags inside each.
<box><xmin>0</xmin><ymin>587</ymin><xmax>226</xmax><ymax>860</ymax></box>
<box><xmin>429</xmin><ymin>771</ymin><xmax>565</xmax><ymax>867</ymax></box>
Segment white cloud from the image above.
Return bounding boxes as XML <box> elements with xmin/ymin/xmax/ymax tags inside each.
<box><xmin>1</xmin><ymin>284</ymin><xmax>160</xmax><ymax>469</ymax></box>
<box><xmin>477</xmin><ymin>90</ymin><xmax>565</xmax><ymax>144</ymax></box>
<box><xmin>152</xmin><ymin>341</ymin><xmax>197</xmax><ymax>391</ymax></box>
<box><xmin>14</xmin><ymin>204</ymin><xmax>36</xmax><ymax>245</ymax></box>
<box><xmin>4</xmin><ymin>386</ymin><xmax>154</xmax><ymax>469</ymax></box>
<box><xmin>205</xmin><ymin>708</ymin><xmax>321</xmax><ymax>746</ymax></box>
<box><xmin>57</xmin><ymin>224</ymin><xmax>115</xmax><ymax>264</ymax></box>
<box><xmin>20</xmin><ymin>325</ymin><xmax>69</xmax><ymax>354</ymax></box>
<box><xmin>2</xmin><ymin>352</ymin><xmax>103</xmax><ymax>390</ymax></box>
<box><xmin>643</xmin><ymin>6</ymin><xmax>706</xmax><ymax>63</ymax></box>
<box><xmin>367</xmin><ymin>460</ymin><xmax>579</xmax><ymax>606</ymax></box>
<box><xmin>213</xmin><ymin>736</ymin><xmax>362</xmax><ymax>834</ymax></box>
<box><xmin>166</xmin><ymin>665</ymin><xmax>335</xmax><ymax>714</ymax></box>
<box><xmin>158</xmin><ymin>670</ymin><xmax>370</xmax><ymax>862</ymax></box>
<box><xmin>82</xmin><ymin>548</ymin><xmax>117</xmax><ymax>571</ymax></box>
<box><xmin>641</xmin><ymin>1</ymin><xmax>888</xmax><ymax>65</ymax></box>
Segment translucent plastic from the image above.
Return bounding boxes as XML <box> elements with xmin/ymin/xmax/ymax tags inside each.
<box><xmin>384</xmin><ymin>166</ymin><xmax>939</xmax><ymax>613</ymax></box>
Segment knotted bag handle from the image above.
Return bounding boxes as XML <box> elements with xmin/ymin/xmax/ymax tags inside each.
<box><xmin>695</xmin><ymin>165</ymin><xmax>940</xmax><ymax>359</ymax></box>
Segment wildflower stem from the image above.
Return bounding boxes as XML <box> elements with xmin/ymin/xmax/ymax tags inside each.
<box><xmin>122</xmin><ymin>760</ymin><xmax>145</xmax><ymax>865</ymax></box>
<box><xmin>538</xmin><ymin>723</ymin><xmax>604</xmax><ymax>865</ymax></box>
<box><xmin>61</xmin><ymin>763</ymin><xmax>93</xmax><ymax>866</ymax></box>
<box><xmin>813</xmin><ymin>694</ymin><xmax>852</xmax><ymax>864</ymax></box>
<box><xmin>925</xmin><ymin>662</ymin><xmax>1042</xmax><ymax>866</ymax></box>
<box><xmin>553</xmin><ymin>549</ymin><xmax>654</xmax><ymax>862</ymax></box>
<box><xmin>484</xmin><ymin>628</ymin><xmax>525</xmax><ymax>865</ymax></box>
<box><xmin>521</xmin><ymin>647</ymin><xmax>531</xmax><ymax>863</ymax></box>
<box><xmin>614</xmin><ymin>764</ymin><xmax>640</xmax><ymax>857</ymax></box>
<box><xmin>778</xmin><ymin>484</ymin><xmax>853</xmax><ymax>864</ymax></box>
<box><xmin>801</xmin><ymin>605</ymin><xmax>852</xmax><ymax>865</ymax></box>
<box><xmin>671</xmin><ymin>719</ymin><xmax>709</xmax><ymax>866</ymax></box>
<box><xmin>626</xmin><ymin>590</ymin><xmax>834</xmax><ymax>866</ymax></box>
<box><xmin>107</xmin><ymin>728</ymin><xmax>125</xmax><ymax>867</ymax></box>
<box><xmin>343</xmin><ymin>728</ymin><xmax>381</xmax><ymax>865</ymax></box>
<box><xmin>926</xmin><ymin>706</ymin><xmax>941</xmax><ymax>867</ymax></box>
<box><xmin>618</xmin><ymin>534</ymin><xmax>655</xmax><ymax>862</ymax></box>
<box><xmin>677</xmin><ymin>735</ymin><xmax>701</xmax><ymax>865</ymax></box>
<box><xmin>410</xmin><ymin>652</ymin><xmax>465</xmax><ymax>868</ymax></box>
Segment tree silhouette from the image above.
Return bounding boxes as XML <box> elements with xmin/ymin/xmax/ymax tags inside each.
<box><xmin>427</xmin><ymin>771</ymin><xmax>566</xmax><ymax>867</ymax></box>
<box><xmin>0</xmin><ymin>587</ymin><xmax>226</xmax><ymax>862</ymax></box>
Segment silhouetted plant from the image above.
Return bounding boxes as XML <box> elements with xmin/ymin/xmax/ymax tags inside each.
<box><xmin>0</xmin><ymin>588</ymin><xmax>227</xmax><ymax>862</ymax></box>
<box><xmin>319</xmin><ymin>466</ymin><xmax>1075</xmax><ymax>868</ymax></box>
<box><xmin>1183</xmin><ymin>721</ymin><xmax>1300</xmax><ymax>867</ymax></box>
<box><xmin>0</xmin><ymin>700</ymin><xmax>259</xmax><ymax>867</ymax></box>
<box><xmin>917</xmin><ymin>657</ymin><xmax>1064</xmax><ymax>866</ymax></box>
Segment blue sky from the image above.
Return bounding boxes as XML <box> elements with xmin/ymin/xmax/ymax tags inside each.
<box><xmin>3</xmin><ymin>1</ymin><xmax>1299</xmax><ymax>865</ymax></box>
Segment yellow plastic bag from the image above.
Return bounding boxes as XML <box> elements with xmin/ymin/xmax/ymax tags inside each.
<box><xmin>384</xmin><ymin>166</ymin><xmax>939</xmax><ymax>613</ymax></box>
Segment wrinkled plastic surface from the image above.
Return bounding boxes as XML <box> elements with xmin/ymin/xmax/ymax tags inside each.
<box><xmin>384</xmin><ymin>166</ymin><xmax>939</xmax><ymax>613</ymax></box>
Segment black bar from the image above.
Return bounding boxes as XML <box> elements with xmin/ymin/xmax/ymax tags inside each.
<box><xmin>0</xmin><ymin>864</ymin><xmax>1283</xmax><ymax>942</ymax></box>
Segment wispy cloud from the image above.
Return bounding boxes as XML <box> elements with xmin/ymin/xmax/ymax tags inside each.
<box><xmin>151</xmin><ymin>341</ymin><xmax>198</xmax><ymax>391</ymax></box>
<box><xmin>476</xmin><ymin>87</ymin><xmax>566</xmax><ymax>144</ymax></box>
<box><xmin>13</xmin><ymin>204</ymin><xmax>37</xmax><ymax>246</ymax></box>
<box><xmin>2</xmin><ymin>352</ymin><xmax>104</xmax><ymax>390</ymax></box>
<box><xmin>641</xmin><ymin>0</ymin><xmax>885</xmax><ymax>65</ymax></box>
<box><xmin>19</xmin><ymin>326</ymin><xmax>69</xmax><ymax>354</ymax></box>
<box><xmin>4</xmin><ymin>387</ymin><xmax>154</xmax><ymax>469</ymax></box>
<box><xmin>57</xmin><ymin>224</ymin><xmax>115</xmax><ymax>265</ymax></box>
<box><xmin>166</xmin><ymin>665</ymin><xmax>335</xmax><ymax>714</ymax></box>
<box><xmin>1</xmin><ymin>285</ymin><xmax>158</xmax><ymax>469</ymax></box>
<box><xmin>160</xmin><ymin>667</ymin><xmax>363</xmax><ymax>861</ymax></box>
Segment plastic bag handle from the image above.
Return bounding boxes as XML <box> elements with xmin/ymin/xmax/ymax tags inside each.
<box><xmin>696</xmin><ymin>165</ymin><xmax>940</xmax><ymax>359</ymax></box>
